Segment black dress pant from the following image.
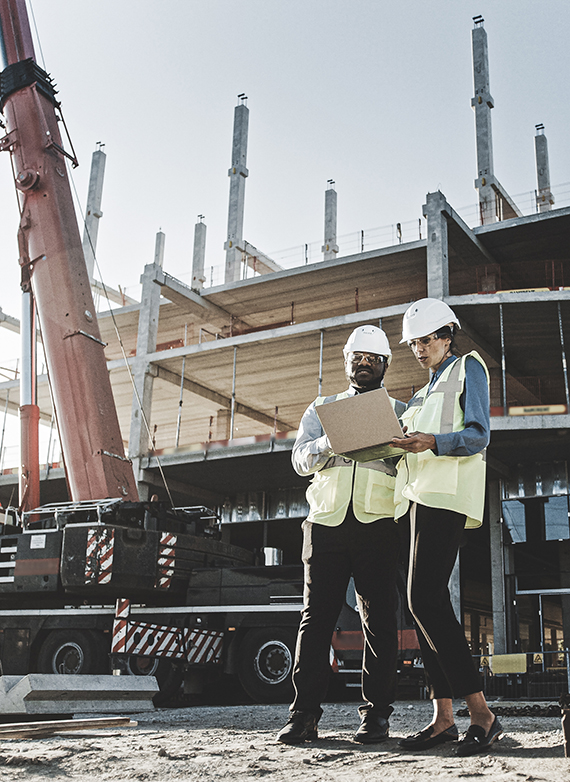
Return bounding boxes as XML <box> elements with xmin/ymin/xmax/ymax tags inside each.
<box><xmin>290</xmin><ymin>509</ymin><xmax>400</xmax><ymax>719</ymax></box>
<box><xmin>399</xmin><ymin>503</ymin><xmax>482</xmax><ymax>700</ymax></box>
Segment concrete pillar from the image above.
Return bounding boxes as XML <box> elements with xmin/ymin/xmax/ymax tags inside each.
<box><xmin>534</xmin><ymin>124</ymin><xmax>555</xmax><ymax>213</ymax></box>
<box><xmin>471</xmin><ymin>17</ymin><xmax>496</xmax><ymax>225</ymax></box>
<box><xmin>449</xmin><ymin>554</ymin><xmax>461</xmax><ymax>623</ymax></box>
<box><xmin>488</xmin><ymin>479</ymin><xmax>508</xmax><ymax>654</ymax></box>
<box><xmin>154</xmin><ymin>231</ymin><xmax>166</xmax><ymax>267</ymax></box>
<box><xmin>224</xmin><ymin>97</ymin><xmax>249</xmax><ymax>283</ymax></box>
<box><xmin>215</xmin><ymin>408</ymin><xmax>231</xmax><ymax>440</ymax></box>
<box><xmin>322</xmin><ymin>181</ymin><xmax>339</xmax><ymax>261</ymax></box>
<box><xmin>423</xmin><ymin>191</ymin><xmax>449</xmax><ymax>299</ymax></box>
<box><xmin>128</xmin><ymin>262</ymin><xmax>162</xmax><ymax>499</ymax></box>
<box><xmin>192</xmin><ymin>217</ymin><xmax>207</xmax><ymax>291</ymax></box>
<box><xmin>82</xmin><ymin>143</ymin><xmax>106</xmax><ymax>280</ymax></box>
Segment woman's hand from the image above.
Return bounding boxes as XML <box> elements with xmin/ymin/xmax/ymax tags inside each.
<box><xmin>390</xmin><ymin>431</ymin><xmax>436</xmax><ymax>453</ymax></box>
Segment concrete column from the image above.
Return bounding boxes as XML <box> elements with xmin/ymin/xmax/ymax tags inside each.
<box><xmin>192</xmin><ymin>216</ymin><xmax>207</xmax><ymax>290</ymax></box>
<box><xmin>215</xmin><ymin>408</ymin><xmax>231</xmax><ymax>440</ymax></box>
<box><xmin>82</xmin><ymin>143</ymin><xmax>106</xmax><ymax>280</ymax></box>
<box><xmin>449</xmin><ymin>554</ymin><xmax>461</xmax><ymax>623</ymax></box>
<box><xmin>488</xmin><ymin>479</ymin><xmax>508</xmax><ymax>654</ymax></box>
<box><xmin>322</xmin><ymin>182</ymin><xmax>339</xmax><ymax>261</ymax></box>
<box><xmin>154</xmin><ymin>231</ymin><xmax>166</xmax><ymax>267</ymax></box>
<box><xmin>128</xmin><ymin>262</ymin><xmax>162</xmax><ymax>499</ymax></box>
<box><xmin>224</xmin><ymin>97</ymin><xmax>249</xmax><ymax>283</ymax></box>
<box><xmin>534</xmin><ymin>124</ymin><xmax>555</xmax><ymax>213</ymax></box>
<box><xmin>423</xmin><ymin>191</ymin><xmax>449</xmax><ymax>299</ymax></box>
<box><xmin>471</xmin><ymin>17</ymin><xmax>496</xmax><ymax>225</ymax></box>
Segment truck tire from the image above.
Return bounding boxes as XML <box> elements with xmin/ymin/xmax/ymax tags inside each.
<box><xmin>125</xmin><ymin>655</ymin><xmax>183</xmax><ymax>706</ymax></box>
<box><xmin>237</xmin><ymin>627</ymin><xmax>295</xmax><ymax>703</ymax></box>
<box><xmin>36</xmin><ymin>630</ymin><xmax>105</xmax><ymax>675</ymax></box>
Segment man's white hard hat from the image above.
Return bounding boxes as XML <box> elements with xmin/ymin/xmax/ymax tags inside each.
<box><xmin>400</xmin><ymin>298</ymin><xmax>461</xmax><ymax>343</ymax></box>
<box><xmin>343</xmin><ymin>325</ymin><xmax>392</xmax><ymax>366</ymax></box>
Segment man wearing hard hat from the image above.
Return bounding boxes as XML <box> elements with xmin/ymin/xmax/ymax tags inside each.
<box><xmin>390</xmin><ymin>298</ymin><xmax>502</xmax><ymax>757</ymax></box>
<box><xmin>278</xmin><ymin>325</ymin><xmax>404</xmax><ymax>746</ymax></box>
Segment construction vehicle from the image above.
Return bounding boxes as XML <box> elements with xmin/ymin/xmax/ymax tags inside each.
<box><xmin>0</xmin><ymin>495</ymin><xmax>421</xmax><ymax>704</ymax></box>
<box><xmin>0</xmin><ymin>0</ymin><xmax>421</xmax><ymax>704</ymax></box>
<box><xmin>0</xmin><ymin>496</ymin><xmax>421</xmax><ymax>704</ymax></box>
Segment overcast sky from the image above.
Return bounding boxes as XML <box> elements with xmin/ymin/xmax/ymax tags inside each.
<box><xmin>0</xmin><ymin>0</ymin><xmax>569</xmax><ymax>459</ymax></box>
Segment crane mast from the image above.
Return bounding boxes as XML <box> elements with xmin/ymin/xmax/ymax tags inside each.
<box><xmin>0</xmin><ymin>0</ymin><xmax>138</xmax><ymax>505</ymax></box>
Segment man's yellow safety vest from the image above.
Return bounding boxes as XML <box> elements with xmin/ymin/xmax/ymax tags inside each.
<box><xmin>305</xmin><ymin>392</ymin><xmax>399</xmax><ymax>526</ymax></box>
<box><xmin>394</xmin><ymin>352</ymin><xmax>489</xmax><ymax>529</ymax></box>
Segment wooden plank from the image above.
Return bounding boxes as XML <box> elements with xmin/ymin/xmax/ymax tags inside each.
<box><xmin>0</xmin><ymin>716</ymin><xmax>137</xmax><ymax>739</ymax></box>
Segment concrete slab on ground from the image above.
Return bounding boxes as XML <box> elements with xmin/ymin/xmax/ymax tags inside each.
<box><xmin>0</xmin><ymin>674</ymin><xmax>158</xmax><ymax>714</ymax></box>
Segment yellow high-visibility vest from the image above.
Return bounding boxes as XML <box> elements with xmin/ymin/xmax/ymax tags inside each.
<box><xmin>305</xmin><ymin>392</ymin><xmax>398</xmax><ymax>525</ymax></box>
<box><xmin>394</xmin><ymin>352</ymin><xmax>489</xmax><ymax>529</ymax></box>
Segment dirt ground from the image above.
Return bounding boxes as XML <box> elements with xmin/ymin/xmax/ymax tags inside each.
<box><xmin>0</xmin><ymin>700</ymin><xmax>568</xmax><ymax>781</ymax></box>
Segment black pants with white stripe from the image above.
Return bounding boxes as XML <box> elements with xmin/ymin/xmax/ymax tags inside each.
<box><xmin>399</xmin><ymin>503</ymin><xmax>482</xmax><ymax>700</ymax></box>
<box><xmin>290</xmin><ymin>509</ymin><xmax>400</xmax><ymax>719</ymax></box>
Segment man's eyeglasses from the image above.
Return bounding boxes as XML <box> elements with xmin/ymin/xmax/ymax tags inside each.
<box><xmin>347</xmin><ymin>352</ymin><xmax>386</xmax><ymax>365</ymax></box>
<box><xmin>407</xmin><ymin>335</ymin><xmax>438</xmax><ymax>350</ymax></box>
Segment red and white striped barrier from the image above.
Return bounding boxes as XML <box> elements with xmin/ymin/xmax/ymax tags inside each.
<box><xmin>85</xmin><ymin>528</ymin><xmax>115</xmax><ymax>585</ymax></box>
<box><xmin>187</xmin><ymin>628</ymin><xmax>224</xmax><ymax>664</ymax></box>
<box><xmin>111</xmin><ymin>598</ymin><xmax>223</xmax><ymax>664</ymax></box>
<box><xmin>111</xmin><ymin>598</ymin><xmax>131</xmax><ymax>654</ymax></box>
<box><xmin>156</xmin><ymin>532</ymin><xmax>177</xmax><ymax>589</ymax></box>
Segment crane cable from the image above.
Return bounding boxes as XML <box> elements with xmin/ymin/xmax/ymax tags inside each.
<box><xmin>68</xmin><ymin>168</ymin><xmax>175</xmax><ymax>507</ymax></box>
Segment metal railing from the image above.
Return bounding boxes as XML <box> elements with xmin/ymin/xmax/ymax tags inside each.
<box><xmin>473</xmin><ymin>650</ymin><xmax>570</xmax><ymax>700</ymax></box>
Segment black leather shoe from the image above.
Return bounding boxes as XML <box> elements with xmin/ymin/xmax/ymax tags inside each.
<box><xmin>398</xmin><ymin>724</ymin><xmax>459</xmax><ymax>750</ymax></box>
<box><xmin>353</xmin><ymin>715</ymin><xmax>389</xmax><ymax>744</ymax></box>
<box><xmin>456</xmin><ymin>717</ymin><xmax>503</xmax><ymax>757</ymax></box>
<box><xmin>277</xmin><ymin>711</ymin><xmax>318</xmax><ymax>744</ymax></box>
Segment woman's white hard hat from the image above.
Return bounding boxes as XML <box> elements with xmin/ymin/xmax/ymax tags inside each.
<box><xmin>343</xmin><ymin>325</ymin><xmax>392</xmax><ymax>365</ymax></box>
<box><xmin>400</xmin><ymin>298</ymin><xmax>461</xmax><ymax>343</ymax></box>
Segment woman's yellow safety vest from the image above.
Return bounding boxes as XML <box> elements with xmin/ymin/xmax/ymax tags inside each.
<box><xmin>394</xmin><ymin>352</ymin><xmax>489</xmax><ymax>529</ymax></box>
<box><xmin>305</xmin><ymin>392</ymin><xmax>399</xmax><ymax>526</ymax></box>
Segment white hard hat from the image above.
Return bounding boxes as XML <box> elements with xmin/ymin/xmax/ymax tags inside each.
<box><xmin>400</xmin><ymin>298</ymin><xmax>461</xmax><ymax>343</ymax></box>
<box><xmin>343</xmin><ymin>325</ymin><xmax>392</xmax><ymax>366</ymax></box>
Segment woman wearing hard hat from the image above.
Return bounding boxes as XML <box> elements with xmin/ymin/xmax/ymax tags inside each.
<box><xmin>391</xmin><ymin>298</ymin><xmax>502</xmax><ymax>757</ymax></box>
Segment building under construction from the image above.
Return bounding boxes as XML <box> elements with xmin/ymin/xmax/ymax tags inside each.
<box><xmin>0</xmin><ymin>17</ymin><xmax>569</xmax><ymax>678</ymax></box>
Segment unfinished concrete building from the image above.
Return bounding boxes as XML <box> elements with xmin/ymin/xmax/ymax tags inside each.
<box><xmin>0</xmin><ymin>18</ymin><xmax>569</xmax><ymax>683</ymax></box>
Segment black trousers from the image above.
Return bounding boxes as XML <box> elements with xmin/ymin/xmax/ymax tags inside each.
<box><xmin>399</xmin><ymin>503</ymin><xmax>482</xmax><ymax>700</ymax></box>
<box><xmin>290</xmin><ymin>509</ymin><xmax>400</xmax><ymax>719</ymax></box>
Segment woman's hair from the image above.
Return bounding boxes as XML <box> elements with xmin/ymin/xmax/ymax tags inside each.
<box><xmin>435</xmin><ymin>325</ymin><xmax>459</xmax><ymax>355</ymax></box>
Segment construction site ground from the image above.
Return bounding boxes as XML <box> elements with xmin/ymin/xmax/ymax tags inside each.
<box><xmin>0</xmin><ymin>699</ymin><xmax>566</xmax><ymax>781</ymax></box>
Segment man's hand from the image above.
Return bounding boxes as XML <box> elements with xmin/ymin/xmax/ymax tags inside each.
<box><xmin>390</xmin><ymin>431</ymin><xmax>436</xmax><ymax>453</ymax></box>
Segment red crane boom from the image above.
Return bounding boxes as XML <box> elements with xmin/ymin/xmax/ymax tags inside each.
<box><xmin>0</xmin><ymin>0</ymin><xmax>138</xmax><ymax>505</ymax></box>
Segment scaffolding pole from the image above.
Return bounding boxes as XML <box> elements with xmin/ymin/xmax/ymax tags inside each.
<box><xmin>175</xmin><ymin>324</ymin><xmax>188</xmax><ymax>448</ymax></box>
<box><xmin>558</xmin><ymin>302</ymin><xmax>570</xmax><ymax>409</ymax></box>
<box><xmin>318</xmin><ymin>330</ymin><xmax>324</xmax><ymax>396</ymax></box>
<box><xmin>0</xmin><ymin>389</ymin><xmax>9</xmax><ymax>471</ymax></box>
<box><xmin>499</xmin><ymin>304</ymin><xmax>507</xmax><ymax>416</ymax></box>
<box><xmin>230</xmin><ymin>347</ymin><xmax>237</xmax><ymax>439</ymax></box>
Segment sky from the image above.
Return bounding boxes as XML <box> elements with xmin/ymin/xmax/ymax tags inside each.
<box><xmin>0</xmin><ymin>0</ymin><xmax>569</xmax><ymax>464</ymax></box>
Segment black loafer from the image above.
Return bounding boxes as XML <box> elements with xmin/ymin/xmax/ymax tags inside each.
<box><xmin>398</xmin><ymin>724</ymin><xmax>459</xmax><ymax>750</ymax></box>
<box><xmin>353</xmin><ymin>715</ymin><xmax>389</xmax><ymax>744</ymax></box>
<box><xmin>456</xmin><ymin>717</ymin><xmax>503</xmax><ymax>757</ymax></box>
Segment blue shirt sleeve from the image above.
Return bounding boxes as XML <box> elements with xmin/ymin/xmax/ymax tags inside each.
<box><xmin>433</xmin><ymin>356</ymin><xmax>490</xmax><ymax>457</ymax></box>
